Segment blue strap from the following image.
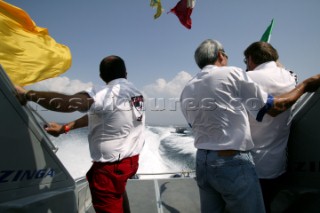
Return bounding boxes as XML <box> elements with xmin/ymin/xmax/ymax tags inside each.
<box><xmin>256</xmin><ymin>95</ymin><xmax>274</xmax><ymax>122</ymax></box>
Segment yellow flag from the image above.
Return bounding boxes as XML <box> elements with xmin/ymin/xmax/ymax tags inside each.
<box><xmin>150</xmin><ymin>0</ymin><xmax>163</xmax><ymax>19</ymax></box>
<box><xmin>0</xmin><ymin>1</ymin><xmax>72</xmax><ymax>86</ymax></box>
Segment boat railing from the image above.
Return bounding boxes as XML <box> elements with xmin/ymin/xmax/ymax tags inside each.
<box><xmin>135</xmin><ymin>170</ymin><xmax>196</xmax><ymax>178</ymax></box>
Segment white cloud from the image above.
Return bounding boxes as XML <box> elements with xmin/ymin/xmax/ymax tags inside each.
<box><xmin>25</xmin><ymin>76</ymin><xmax>93</xmax><ymax>94</ymax></box>
<box><xmin>142</xmin><ymin>71</ymin><xmax>193</xmax><ymax>126</ymax></box>
<box><xmin>142</xmin><ymin>71</ymin><xmax>192</xmax><ymax>98</ymax></box>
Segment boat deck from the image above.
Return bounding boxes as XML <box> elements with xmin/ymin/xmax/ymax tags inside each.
<box><xmin>127</xmin><ymin>178</ymin><xmax>200</xmax><ymax>213</ymax></box>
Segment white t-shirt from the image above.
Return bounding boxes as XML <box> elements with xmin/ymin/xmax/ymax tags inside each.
<box><xmin>180</xmin><ymin>65</ymin><xmax>272</xmax><ymax>151</ymax></box>
<box><xmin>247</xmin><ymin>61</ymin><xmax>296</xmax><ymax>179</ymax></box>
<box><xmin>86</xmin><ymin>78</ymin><xmax>145</xmax><ymax>162</ymax></box>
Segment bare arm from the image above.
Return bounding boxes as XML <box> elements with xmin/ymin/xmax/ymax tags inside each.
<box><xmin>268</xmin><ymin>74</ymin><xmax>320</xmax><ymax>116</ymax></box>
<box><xmin>15</xmin><ymin>86</ymin><xmax>94</xmax><ymax>112</ymax></box>
<box><xmin>45</xmin><ymin>115</ymin><xmax>89</xmax><ymax>137</ymax></box>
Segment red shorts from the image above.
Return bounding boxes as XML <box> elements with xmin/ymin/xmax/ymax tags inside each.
<box><xmin>86</xmin><ymin>155</ymin><xmax>139</xmax><ymax>213</ymax></box>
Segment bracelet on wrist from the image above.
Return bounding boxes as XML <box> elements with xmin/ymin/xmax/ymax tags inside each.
<box><xmin>63</xmin><ymin>125</ymin><xmax>71</xmax><ymax>134</ymax></box>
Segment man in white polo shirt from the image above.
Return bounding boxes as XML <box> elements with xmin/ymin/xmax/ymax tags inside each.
<box><xmin>180</xmin><ymin>39</ymin><xmax>320</xmax><ymax>213</ymax></box>
<box><xmin>244</xmin><ymin>41</ymin><xmax>297</xmax><ymax>212</ymax></box>
<box><xmin>15</xmin><ymin>55</ymin><xmax>145</xmax><ymax>213</ymax></box>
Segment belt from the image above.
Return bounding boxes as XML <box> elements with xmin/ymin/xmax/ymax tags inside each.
<box><xmin>217</xmin><ymin>150</ymin><xmax>241</xmax><ymax>157</ymax></box>
<box><xmin>94</xmin><ymin>154</ymin><xmax>139</xmax><ymax>165</ymax></box>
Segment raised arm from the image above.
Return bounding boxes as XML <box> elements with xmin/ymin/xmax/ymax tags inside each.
<box><xmin>268</xmin><ymin>74</ymin><xmax>320</xmax><ymax>116</ymax></box>
<box><xmin>15</xmin><ymin>85</ymin><xmax>94</xmax><ymax>112</ymax></box>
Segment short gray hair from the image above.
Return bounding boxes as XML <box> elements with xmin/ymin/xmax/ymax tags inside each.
<box><xmin>194</xmin><ymin>39</ymin><xmax>225</xmax><ymax>69</ymax></box>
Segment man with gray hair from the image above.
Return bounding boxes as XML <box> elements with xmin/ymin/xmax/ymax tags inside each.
<box><xmin>180</xmin><ymin>39</ymin><xmax>320</xmax><ymax>213</ymax></box>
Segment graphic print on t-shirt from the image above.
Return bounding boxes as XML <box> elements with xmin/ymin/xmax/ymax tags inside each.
<box><xmin>131</xmin><ymin>95</ymin><xmax>144</xmax><ymax>121</ymax></box>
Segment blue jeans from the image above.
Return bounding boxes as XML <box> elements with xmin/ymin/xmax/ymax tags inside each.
<box><xmin>196</xmin><ymin>149</ymin><xmax>265</xmax><ymax>213</ymax></box>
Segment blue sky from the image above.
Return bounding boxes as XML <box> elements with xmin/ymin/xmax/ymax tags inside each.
<box><xmin>5</xmin><ymin>0</ymin><xmax>320</xmax><ymax>125</ymax></box>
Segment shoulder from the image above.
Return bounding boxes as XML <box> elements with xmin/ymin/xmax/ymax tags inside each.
<box><xmin>207</xmin><ymin>66</ymin><xmax>245</xmax><ymax>78</ymax></box>
<box><xmin>226</xmin><ymin>66</ymin><xmax>249</xmax><ymax>81</ymax></box>
<box><xmin>85</xmin><ymin>86</ymin><xmax>106</xmax><ymax>98</ymax></box>
<box><xmin>248</xmin><ymin>66</ymin><xmax>296</xmax><ymax>82</ymax></box>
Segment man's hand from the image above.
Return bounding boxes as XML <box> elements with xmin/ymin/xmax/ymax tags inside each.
<box><xmin>303</xmin><ymin>74</ymin><xmax>320</xmax><ymax>93</ymax></box>
<box><xmin>15</xmin><ymin>85</ymin><xmax>27</xmax><ymax>95</ymax></box>
<box><xmin>14</xmin><ymin>85</ymin><xmax>28</xmax><ymax>105</ymax></box>
<box><xmin>44</xmin><ymin>122</ymin><xmax>64</xmax><ymax>137</ymax></box>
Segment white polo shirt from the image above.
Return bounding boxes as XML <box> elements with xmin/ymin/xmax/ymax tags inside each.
<box><xmin>247</xmin><ymin>61</ymin><xmax>296</xmax><ymax>179</ymax></box>
<box><xmin>180</xmin><ymin>65</ymin><xmax>272</xmax><ymax>151</ymax></box>
<box><xmin>86</xmin><ymin>78</ymin><xmax>145</xmax><ymax>162</ymax></box>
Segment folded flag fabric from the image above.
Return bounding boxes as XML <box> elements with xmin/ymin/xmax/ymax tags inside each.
<box><xmin>0</xmin><ymin>0</ymin><xmax>72</xmax><ymax>86</ymax></box>
<box><xmin>168</xmin><ymin>0</ymin><xmax>195</xmax><ymax>29</ymax></box>
<box><xmin>260</xmin><ymin>19</ymin><xmax>275</xmax><ymax>43</ymax></box>
<box><xmin>150</xmin><ymin>0</ymin><xmax>163</xmax><ymax>19</ymax></box>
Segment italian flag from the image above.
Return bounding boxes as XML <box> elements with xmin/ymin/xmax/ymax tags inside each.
<box><xmin>260</xmin><ymin>19</ymin><xmax>275</xmax><ymax>43</ymax></box>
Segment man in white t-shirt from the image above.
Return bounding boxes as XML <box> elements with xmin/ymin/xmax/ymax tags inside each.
<box><xmin>15</xmin><ymin>55</ymin><xmax>145</xmax><ymax>213</ymax></box>
<box><xmin>244</xmin><ymin>42</ymin><xmax>297</xmax><ymax>212</ymax></box>
<box><xmin>180</xmin><ymin>39</ymin><xmax>320</xmax><ymax>213</ymax></box>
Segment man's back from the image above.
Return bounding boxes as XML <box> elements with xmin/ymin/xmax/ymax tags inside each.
<box><xmin>247</xmin><ymin>61</ymin><xmax>296</xmax><ymax>178</ymax></box>
<box><xmin>180</xmin><ymin>65</ymin><xmax>268</xmax><ymax>151</ymax></box>
<box><xmin>86</xmin><ymin>78</ymin><xmax>145</xmax><ymax>162</ymax></box>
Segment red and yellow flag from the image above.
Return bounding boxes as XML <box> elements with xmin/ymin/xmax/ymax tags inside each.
<box><xmin>0</xmin><ymin>0</ymin><xmax>72</xmax><ymax>86</ymax></box>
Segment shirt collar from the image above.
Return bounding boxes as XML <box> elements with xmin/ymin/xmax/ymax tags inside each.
<box><xmin>202</xmin><ymin>65</ymin><xmax>217</xmax><ymax>71</ymax></box>
<box><xmin>107</xmin><ymin>78</ymin><xmax>128</xmax><ymax>86</ymax></box>
<box><xmin>254</xmin><ymin>61</ymin><xmax>277</xmax><ymax>71</ymax></box>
